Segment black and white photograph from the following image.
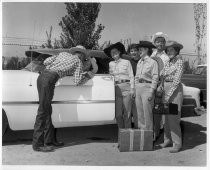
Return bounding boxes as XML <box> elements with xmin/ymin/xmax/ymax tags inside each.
<box><xmin>1</xmin><ymin>0</ymin><xmax>208</xmax><ymax>168</ymax></box>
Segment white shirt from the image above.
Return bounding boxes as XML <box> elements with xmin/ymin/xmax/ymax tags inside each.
<box><xmin>109</xmin><ymin>58</ymin><xmax>134</xmax><ymax>89</ymax></box>
<box><xmin>135</xmin><ymin>56</ymin><xmax>159</xmax><ymax>91</ymax></box>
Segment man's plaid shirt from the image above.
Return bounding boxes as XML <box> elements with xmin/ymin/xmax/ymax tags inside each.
<box><xmin>163</xmin><ymin>55</ymin><xmax>184</xmax><ymax>98</ymax></box>
<box><xmin>43</xmin><ymin>52</ymin><xmax>89</xmax><ymax>85</ymax></box>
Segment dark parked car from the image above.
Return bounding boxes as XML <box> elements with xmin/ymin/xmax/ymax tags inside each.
<box><xmin>182</xmin><ymin>64</ymin><xmax>207</xmax><ymax>107</ymax></box>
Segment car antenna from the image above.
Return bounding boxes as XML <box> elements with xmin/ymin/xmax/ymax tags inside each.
<box><xmin>29</xmin><ymin>21</ymin><xmax>36</xmax><ymax>86</ymax></box>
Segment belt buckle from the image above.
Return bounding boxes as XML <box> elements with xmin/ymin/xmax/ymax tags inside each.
<box><xmin>117</xmin><ymin>80</ymin><xmax>123</xmax><ymax>84</ymax></box>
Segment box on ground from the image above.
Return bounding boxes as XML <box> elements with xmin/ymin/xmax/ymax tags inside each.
<box><xmin>118</xmin><ymin>128</ymin><xmax>153</xmax><ymax>152</ymax></box>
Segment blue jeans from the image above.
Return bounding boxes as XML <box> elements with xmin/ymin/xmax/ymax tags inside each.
<box><xmin>32</xmin><ymin>70</ymin><xmax>59</xmax><ymax>148</ymax></box>
<box><xmin>163</xmin><ymin>83</ymin><xmax>183</xmax><ymax>146</ymax></box>
<box><xmin>115</xmin><ymin>82</ymin><xmax>132</xmax><ymax>129</ymax></box>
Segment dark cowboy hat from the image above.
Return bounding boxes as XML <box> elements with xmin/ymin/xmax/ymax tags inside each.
<box><xmin>138</xmin><ymin>41</ymin><xmax>156</xmax><ymax>49</ymax></box>
<box><xmin>165</xmin><ymin>40</ymin><xmax>183</xmax><ymax>50</ymax></box>
<box><xmin>104</xmin><ymin>42</ymin><xmax>126</xmax><ymax>58</ymax></box>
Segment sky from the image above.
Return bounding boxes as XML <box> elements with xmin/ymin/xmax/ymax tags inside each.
<box><xmin>2</xmin><ymin>1</ymin><xmax>202</xmax><ymax>57</ymax></box>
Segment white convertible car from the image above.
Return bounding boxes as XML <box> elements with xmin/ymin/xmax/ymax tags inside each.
<box><xmin>2</xmin><ymin>49</ymin><xmax>201</xmax><ymax>136</ymax></box>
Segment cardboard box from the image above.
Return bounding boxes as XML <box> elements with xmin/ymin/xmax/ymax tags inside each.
<box><xmin>119</xmin><ymin>129</ymin><xmax>153</xmax><ymax>152</ymax></box>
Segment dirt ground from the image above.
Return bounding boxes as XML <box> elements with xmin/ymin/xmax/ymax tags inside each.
<box><xmin>2</xmin><ymin>112</ymin><xmax>207</xmax><ymax>167</ymax></box>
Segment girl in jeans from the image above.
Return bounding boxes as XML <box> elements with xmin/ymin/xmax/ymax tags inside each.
<box><xmin>104</xmin><ymin>42</ymin><xmax>135</xmax><ymax>129</ymax></box>
<box><xmin>160</xmin><ymin>40</ymin><xmax>184</xmax><ymax>153</ymax></box>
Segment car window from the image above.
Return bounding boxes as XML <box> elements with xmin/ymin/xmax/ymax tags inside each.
<box><xmin>23</xmin><ymin>54</ymin><xmax>49</xmax><ymax>73</ymax></box>
<box><xmin>94</xmin><ymin>57</ymin><xmax>112</xmax><ymax>74</ymax></box>
<box><xmin>194</xmin><ymin>66</ymin><xmax>206</xmax><ymax>75</ymax></box>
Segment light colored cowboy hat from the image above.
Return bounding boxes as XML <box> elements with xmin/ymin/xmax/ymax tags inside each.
<box><xmin>165</xmin><ymin>40</ymin><xmax>183</xmax><ymax>50</ymax></box>
<box><xmin>104</xmin><ymin>42</ymin><xmax>126</xmax><ymax>58</ymax></box>
<box><xmin>69</xmin><ymin>45</ymin><xmax>89</xmax><ymax>58</ymax></box>
<box><xmin>151</xmin><ymin>32</ymin><xmax>168</xmax><ymax>44</ymax></box>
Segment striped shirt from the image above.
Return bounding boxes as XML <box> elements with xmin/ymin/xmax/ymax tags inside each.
<box><xmin>109</xmin><ymin>58</ymin><xmax>134</xmax><ymax>89</ymax></box>
<box><xmin>163</xmin><ymin>55</ymin><xmax>184</xmax><ymax>98</ymax></box>
<box><xmin>135</xmin><ymin>56</ymin><xmax>159</xmax><ymax>92</ymax></box>
<box><xmin>43</xmin><ymin>52</ymin><xmax>89</xmax><ymax>86</ymax></box>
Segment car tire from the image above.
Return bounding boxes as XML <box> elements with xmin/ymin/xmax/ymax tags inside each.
<box><xmin>2</xmin><ymin>109</ymin><xmax>9</xmax><ymax>137</ymax></box>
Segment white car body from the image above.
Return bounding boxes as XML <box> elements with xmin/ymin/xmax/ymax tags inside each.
<box><xmin>2</xmin><ymin>70</ymin><xmax>201</xmax><ymax>131</ymax></box>
<box><xmin>2</xmin><ymin>49</ymin><xmax>201</xmax><ymax>131</ymax></box>
<box><xmin>2</xmin><ymin>70</ymin><xmax>115</xmax><ymax>131</ymax></box>
<box><xmin>182</xmin><ymin>84</ymin><xmax>200</xmax><ymax>107</ymax></box>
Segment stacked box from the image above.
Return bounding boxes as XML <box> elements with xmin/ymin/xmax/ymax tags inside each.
<box><xmin>118</xmin><ymin>129</ymin><xmax>153</xmax><ymax>152</ymax></box>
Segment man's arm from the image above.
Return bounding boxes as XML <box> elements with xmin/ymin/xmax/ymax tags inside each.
<box><xmin>73</xmin><ymin>60</ymin><xmax>90</xmax><ymax>86</ymax></box>
<box><xmin>43</xmin><ymin>55</ymin><xmax>57</xmax><ymax>66</ymax></box>
<box><xmin>150</xmin><ymin>61</ymin><xmax>159</xmax><ymax>93</ymax></box>
<box><xmin>85</xmin><ymin>58</ymin><xmax>98</xmax><ymax>79</ymax></box>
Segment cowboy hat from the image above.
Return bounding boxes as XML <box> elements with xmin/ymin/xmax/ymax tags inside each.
<box><xmin>104</xmin><ymin>42</ymin><xmax>126</xmax><ymax>58</ymax></box>
<box><xmin>165</xmin><ymin>40</ymin><xmax>183</xmax><ymax>50</ymax></box>
<box><xmin>138</xmin><ymin>41</ymin><xmax>156</xmax><ymax>49</ymax></box>
<box><xmin>69</xmin><ymin>45</ymin><xmax>89</xmax><ymax>58</ymax></box>
<box><xmin>151</xmin><ymin>32</ymin><xmax>168</xmax><ymax>44</ymax></box>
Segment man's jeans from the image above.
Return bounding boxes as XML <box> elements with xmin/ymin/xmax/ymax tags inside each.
<box><xmin>32</xmin><ymin>70</ymin><xmax>59</xmax><ymax>148</ymax></box>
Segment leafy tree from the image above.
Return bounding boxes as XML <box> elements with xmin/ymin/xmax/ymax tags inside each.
<box><xmin>45</xmin><ymin>26</ymin><xmax>53</xmax><ymax>48</ymax></box>
<box><xmin>193</xmin><ymin>3</ymin><xmax>207</xmax><ymax>65</ymax></box>
<box><xmin>2</xmin><ymin>57</ymin><xmax>31</xmax><ymax>70</ymax></box>
<box><xmin>59</xmin><ymin>3</ymin><xmax>105</xmax><ymax>49</ymax></box>
<box><xmin>183</xmin><ymin>60</ymin><xmax>193</xmax><ymax>74</ymax></box>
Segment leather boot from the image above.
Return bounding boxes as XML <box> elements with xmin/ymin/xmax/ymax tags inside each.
<box><xmin>169</xmin><ymin>144</ymin><xmax>182</xmax><ymax>153</ymax></box>
<box><xmin>160</xmin><ymin>140</ymin><xmax>172</xmax><ymax>148</ymax></box>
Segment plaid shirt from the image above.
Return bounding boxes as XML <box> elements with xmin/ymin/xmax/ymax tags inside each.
<box><xmin>163</xmin><ymin>55</ymin><xmax>184</xmax><ymax>98</ymax></box>
<box><xmin>44</xmin><ymin>52</ymin><xmax>89</xmax><ymax>86</ymax></box>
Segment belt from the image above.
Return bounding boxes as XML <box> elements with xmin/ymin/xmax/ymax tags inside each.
<box><xmin>164</xmin><ymin>80</ymin><xmax>173</xmax><ymax>82</ymax></box>
<box><xmin>138</xmin><ymin>79</ymin><xmax>152</xmax><ymax>83</ymax></box>
<box><xmin>39</xmin><ymin>69</ymin><xmax>59</xmax><ymax>77</ymax></box>
<box><xmin>115</xmin><ymin>79</ymin><xmax>130</xmax><ymax>84</ymax></box>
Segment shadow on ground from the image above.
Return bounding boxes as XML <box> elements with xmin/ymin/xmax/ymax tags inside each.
<box><xmin>181</xmin><ymin>120</ymin><xmax>206</xmax><ymax>151</ymax></box>
<box><xmin>2</xmin><ymin>124</ymin><xmax>118</xmax><ymax>147</ymax></box>
<box><xmin>2</xmin><ymin>119</ymin><xmax>206</xmax><ymax>152</ymax></box>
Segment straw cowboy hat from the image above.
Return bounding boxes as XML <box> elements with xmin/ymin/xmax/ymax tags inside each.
<box><xmin>138</xmin><ymin>41</ymin><xmax>156</xmax><ymax>49</ymax></box>
<box><xmin>69</xmin><ymin>45</ymin><xmax>89</xmax><ymax>58</ymax></box>
<box><xmin>165</xmin><ymin>40</ymin><xmax>183</xmax><ymax>50</ymax></box>
<box><xmin>104</xmin><ymin>42</ymin><xmax>126</xmax><ymax>58</ymax></box>
<box><xmin>151</xmin><ymin>32</ymin><xmax>168</xmax><ymax>44</ymax></box>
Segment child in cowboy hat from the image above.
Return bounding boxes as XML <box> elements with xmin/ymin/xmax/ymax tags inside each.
<box><xmin>104</xmin><ymin>42</ymin><xmax>135</xmax><ymax>129</ymax></box>
<box><xmin>160</xmin><ymin>40</ymin><xmax>184</xmax><ymax>153</ymax></box>
<box><xmin>151</xmin><ymin>32</ymin><xmax>170</xmax><ymax>140</ymax></box>
<box><xmin>135</xmin><ymin>41</ymin><xmax>159</xmax><ymax>131</ymax></box>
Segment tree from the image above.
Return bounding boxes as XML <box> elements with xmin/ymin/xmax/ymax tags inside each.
<box><xmin>59</xmin><ymin>3</ymin><xmax>105</xmax><ymax>49</ymax></box>
<box><xmin>193</xmin><ymin>3</ymin><xmax>207</xmax><ymax>65</ymax></box>
<box><xmin>45</xmin><ymin>26</ymin><xmax>53</xmax><ymax>48</ymax></box>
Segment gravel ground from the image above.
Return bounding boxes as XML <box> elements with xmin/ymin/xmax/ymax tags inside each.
<box><xmin>2</xmin><ymin>112</ymin><xmax>207</xmax><ymax>167</ymax></box>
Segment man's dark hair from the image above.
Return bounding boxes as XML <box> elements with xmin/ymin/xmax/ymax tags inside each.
<box><xmin>148</xmin><ymin>48</ymin><xmax>153</xmax><ymax>56</ymax></box>
<box><xmin>127</xmin><ymin>43</ymin><xmax>139</xmax><ymax>53</ymax></box>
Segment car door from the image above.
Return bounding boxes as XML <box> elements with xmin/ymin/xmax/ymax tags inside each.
<box><xmin>52</xmin><ymin>74</ymin><xmax>115</xmax><ymax>127</ymax></box>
